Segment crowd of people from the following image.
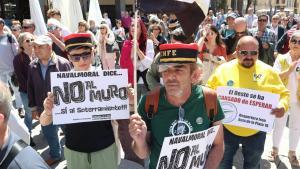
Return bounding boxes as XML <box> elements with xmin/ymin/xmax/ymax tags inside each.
<box><xmin>0</xmin><ymin>5</ymin><xmax>300</xmax><ymax>169</ymax></box>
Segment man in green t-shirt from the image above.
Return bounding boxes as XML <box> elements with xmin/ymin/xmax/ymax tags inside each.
<box><xmin>129</xmin><ymin>43</ymin><xmax>225</xmax><ymax>169</ymax></box>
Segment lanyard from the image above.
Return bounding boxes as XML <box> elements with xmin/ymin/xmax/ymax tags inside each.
<box><xmin>177</xmin><ymin>106</ymin><xmax>185</xmax><ymax>135</ymax></box>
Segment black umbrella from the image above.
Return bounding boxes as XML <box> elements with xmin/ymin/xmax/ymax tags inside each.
<box><xmin>137</xmin><ymin>0</ymin><xmax>209</xmax><ymax>37</ymax></box>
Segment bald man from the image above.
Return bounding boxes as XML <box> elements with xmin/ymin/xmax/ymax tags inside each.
<box><xmin>207</xmin><ymin>36</ymin><xmax>289</xmax><ymax>169</ymax></box>
<box><xmin>224</xmin><ymin>17</ymin><xmax>252</xmax><ymax>60</ymax></box>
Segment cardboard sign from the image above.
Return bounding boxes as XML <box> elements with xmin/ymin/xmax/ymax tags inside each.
<box><xmin>156</xmin><ymin>126</ymin><xmax>219</xmax><ymax>169</ymax></box>
<box><xmin>50</xmin><ymin>70</ymin><xmax>129</xmax><ymax>124</ymax></box>
<box><xmin>217</xmin><ymin>86</ymin><xmax>279</xmax><ymax>132</ymax></box>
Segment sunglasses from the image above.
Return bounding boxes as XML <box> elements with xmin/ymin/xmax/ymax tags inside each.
<box><xmin>24</xmin><ymin>39</ymin><xmax>34</xmax><ymax>43</ymax></box>
<box><xmin>291</xmin><ymin>39</ymin><xmax>300</xmax><ymax>45</ymax></box>
<box><xmin>152</xmin><ymin>28</ymin><xmax>160</xmax><ymax>30</ymax></box>
<box><xmin>47</xmin><ymin>25</ymin><xmax>58</xmax><ymax>31</ymax></box>
<box><xmin>258</xmin><ymin>19</ymin><xmax>267</xmax><ymax>22</ymax></box>
<box><xmin>69</xmin><ymin>51</ymin><xmax>92</xmax><ymax>62</ymax></box>
<box><xmin>100</xmin><ymin>27</ymin><xmax>106</xmax><ymax>29</ymax></box>
<box><xmin>22</xmin><ymin>25</ymin><xmax>32</xmax><ymax>29</ymax></box>
<box><xmin>238</xmin><ymin>50</ymin><xmax>258</xmax><ymax>56</ymax></box>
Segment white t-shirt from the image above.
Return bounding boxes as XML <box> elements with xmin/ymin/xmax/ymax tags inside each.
<box><xmin>273</xmin><ymin>53</ymin><xmax>300</xmax><ymax>103</ymax></box>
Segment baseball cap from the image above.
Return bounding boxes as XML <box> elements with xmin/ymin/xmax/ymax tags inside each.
<box><xmin>33</xmin><ymin>35</ymin><xmax>53</xmax><ymax>45</ymax></box>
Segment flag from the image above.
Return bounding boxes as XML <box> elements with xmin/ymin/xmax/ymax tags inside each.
<box><xmin>29</xmin><ymin>0</ymin><xmax>47</xmax><ymax>36</ymax></box>
<box><xmin>53</xmin><ymin>0</ymin><xmax>83</xmax><ymax>32</ymax></box>
<box><xmin>88</xmin><ymin>0</ymin><xmax>103</xmax><ymax>27</ymax></box>
<box><xmin>137</xmin><ymin>0</ymin><xmax>210</xmax><ymax>37</ymax></box>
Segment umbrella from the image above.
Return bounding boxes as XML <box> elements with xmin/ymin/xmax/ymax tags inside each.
<box><xmin>137</xmin><ymin>0</ymin><xmax>210</xmax><ymax>37</ymax></box>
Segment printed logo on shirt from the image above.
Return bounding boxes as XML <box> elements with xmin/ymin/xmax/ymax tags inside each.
<box><xmin>253</xmin><ymin>73</ymin><xmax>262</xmax><ymax>81</ymax></box>
<box><xmin>296</xmin><ymin>66</ymin><xmax>300</xmax><ymax>72</ymax></box>
<box><xmin>169</xmin><ymin>120</ymin><xmax>193</xmax><ymax>136</ymax></box>
<box><xmin>227</xmin><ymin>80</ymin><xmax>234</xmax><ymax>86</ymax></box>
<box><xmin>196</xmin><ymin>117</ymin><xmax>203</xmax><ymax>125</ymax></box>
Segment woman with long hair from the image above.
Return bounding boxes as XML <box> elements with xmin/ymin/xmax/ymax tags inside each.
<box><xmin>198</xmin><ymin>24</ymin><xmax>227</xmax><ymax>84</ymax></box>
<box><xmin>13</xmin><ymin>32</ymin><xmax>36</xmax><ymax>146</ymax></box>
<box><xmin>119</xmin><ymin>18</ymin><xmax>154</xmax><ymax>166</ymax></box>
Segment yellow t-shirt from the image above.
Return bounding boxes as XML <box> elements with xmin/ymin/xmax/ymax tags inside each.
<box><xmin>206</xmin><ymin>59</ymin><xmax>290</xmax><ymax>137</ymax></box>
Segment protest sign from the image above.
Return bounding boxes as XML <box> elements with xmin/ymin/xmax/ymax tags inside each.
<box><xmin>156</xmin><ymin>126</ymin><xmax>219</xmax><ymax>169</ymax></box>
<box><xmin>217</xmin><ymin>86</ymin><xmax>279</xmax><ymax>132</ymax></box>
<box><xmin>50</xmin><ymin>70</ymin><xmax>129</xmax><ymax>124</ymax></box>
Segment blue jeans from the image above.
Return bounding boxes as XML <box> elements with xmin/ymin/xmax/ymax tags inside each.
<box><xmin>219</xmin><ymin>127</ymin><xmax>266</xmax><ymax>169</ymax></box>
<box><xmin>20</xmin><ymin>92</ymin><xmax>32</xmax><ymax>133</ymax></box>
<box><xmin>42</xmin><ymin>124</ymin><xmax>61</xmax><ymax>160</ymax></box>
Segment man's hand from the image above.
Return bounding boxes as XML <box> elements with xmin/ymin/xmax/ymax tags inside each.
<box><xmin>271</xmin><ymin>107</ymin><xmax>285</xmax><ymax>118</ymax></box>
<box><xmin>43</xmin><ymin>92</ymin><xmax>54</xmax><ymax>115</ymax></box>
<box><xmin>129</xmin><ymin>114</ymin><xmax>147</xmax><ymax>144</ymax></box>
<box><xmin>262</xmin><ymin>42</ymin><xmax>269</xmax><ymax>49</ymax></box>
<box><xmin>31</xmin><ymin>110</ymin><xmax>40</xmax><ymax>120</ymax></box>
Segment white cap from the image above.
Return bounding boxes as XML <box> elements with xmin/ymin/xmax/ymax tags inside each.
<box><xmin>33</xmin><ymin>35</ymin><xmax>52</xmax><ymax>45</ymax></box>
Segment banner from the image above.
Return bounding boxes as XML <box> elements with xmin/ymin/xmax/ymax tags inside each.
<box><xmin>156</xmin><ymin>126</ymin><xmax>219</xmax><ymax>169</ymax></box>
<box><xmin>50</xmin><ymin>70</ymin><xmax>129</xmax><ymax>124</ymax></box>
<box><xmin>217</xmin><ymin>87</ymin><xmax>279</xmax><ymax>132</ymax></box>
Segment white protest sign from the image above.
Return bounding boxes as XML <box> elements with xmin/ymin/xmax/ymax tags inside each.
<box><xmin>50</xmin><ymin>70</ymin><xmax>129</xmax><ymax>125</ymax></box>
<box><xmin>217</xmin><ymin>87</ymin><xmax>279</xmax><ymax>132</ymax></box>
<box><xmin>156</xmin><ymin>126</ymin><xmax>219</xmax><ymax>169</ymax></box>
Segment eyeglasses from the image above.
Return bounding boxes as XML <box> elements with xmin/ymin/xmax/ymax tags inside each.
<box><xmin>24</xmin><ymin>39</ymin><xmax>34</xmax><ymax>43</ymax></box>
<box><xmin>22</xmin><ymin>25</ymin><xmax>32</xmax><ymax>29</ymax></box>
<box><xmin>258</xmin><ymin>19</ymin><xmax>267</xmax><ymax>22</ymax></box>
<box><xmin>291</xmin><ymin>39</ymin><xmax>300</xmax><ymax>45</ymax></box>
<box><xmin>69</xmin><ymin>51</ymin><xmax>92</xmax><ymax>62</ymax></box>
<box><xmin>238</xmin><ymin>50</ymin><xmax>258</xmax><ymax>56</ymax></box>
<box><xmin>47</xmin><ymin>25</ymin><xmax>58</xmax><ymax>31</ymax></box>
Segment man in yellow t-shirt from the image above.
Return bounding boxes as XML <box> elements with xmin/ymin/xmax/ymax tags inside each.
<box><xmin>207</xmin><ymin>36</ymin><xmax>289</xmax><ymax>169</ymax></box>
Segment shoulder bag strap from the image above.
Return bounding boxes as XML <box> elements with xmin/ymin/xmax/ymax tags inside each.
<box><xmin>0</xmin><ymin>139</ymin><xmax>28</xmax><ymax>169</ymax></box>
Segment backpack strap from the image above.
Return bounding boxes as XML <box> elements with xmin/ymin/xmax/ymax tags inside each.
<box><xmin>145</xmin><ymin>87</ymin><xmax>161</xmax><ymax>119</ymax></box>
<box><xmin>202</xmin><ymin>86</ymin><xmax>218</xmax><ymax>126</ymax></box>
<box><xmin>0</xmin><ymin>139</ymin><xmax>28</xmax><ymax>169</ymax></box>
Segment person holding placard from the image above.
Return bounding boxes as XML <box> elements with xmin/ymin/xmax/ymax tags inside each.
<box><xmin>39</xmin><ymin>33</ymin><xmax>119</xmax><ymax>169</ymax></box>
<box><xmin>206</xmin><ymin>36</ymin><xmax>289</xmax><ymax>169</ymax></box>
<box><xmin>270</xmin><ymin>31</ymin><xmax>300</xmax><ymax>167</ymax></box>
<box><xmin>129</xmin><ymin>43</ymin><xmax>225</xmax><ymax>169</ymax></box>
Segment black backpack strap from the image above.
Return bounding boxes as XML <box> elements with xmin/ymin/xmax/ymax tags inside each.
<box><xmin>0</xmin><ymin>139</ymin><xmax>28</xmax><ymax>169</ymax></box>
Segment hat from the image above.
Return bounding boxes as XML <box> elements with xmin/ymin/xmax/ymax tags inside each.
<box><xmin>258</xmin><ymin>13</ymin><xmax>268</xmax><ymax>18</ymax></box>
<box><xmin>158</xmin><ymin>43</ymin><xmax>198</xmax><ymax>68</ymax></box>
<box><xmin>64</xmin><ymin>33</ymin><xmax>93</xmax><ymax>52</ymax></box>
<box><xmin>33</xmin><ymin>35</ymin><xmax>52</xmax><ymax>45</ymax></box>
<box><xmin>226</xmin><ymin>13</ymin><xmax>237</xmax><ymax>19</ymax></box>
<box><xmin>47</xmin><ymin>18</ymin><xmax>61</xmax><ymax>28</ymax></box>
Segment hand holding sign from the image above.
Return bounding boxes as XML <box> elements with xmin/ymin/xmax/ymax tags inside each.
<box><xmin>40</xmin><ymin>92</ymin><xmax>55</xmax><ymax>126</ymax></box>
<box><xmin>129</xmin><ymin>114</ymin><xmax>148</xmax><ymax>143</ymax></box>
<box><xmin>271</xmin><ymin>107</ymin><xmax>285</xmax><ymax>118</ymax></box>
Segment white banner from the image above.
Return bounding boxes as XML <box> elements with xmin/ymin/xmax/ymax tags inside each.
<box><xmin>50</xmin><ymin>70</ymin><xmax>129</xmax><ymax>124</ymax></box>
<box><xmin>156</xmin><ymin>126</ymin><xmax>219</xmax><ymax>169</ymax></box>
<box><xmin>217</xmin><ymin>87</ymin><xmax>279</xmax><ymax>132</ymax></box>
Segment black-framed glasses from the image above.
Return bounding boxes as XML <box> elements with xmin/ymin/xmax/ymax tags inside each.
<box><xmin>25</xmin><ymin>39</ymin><xmax>34</xmax><ymax>43</ymax></box>
<box><xmin>291</xmin><ymin>39</ymin><xmax>300</xmax><ymax>45</ymax></box>
<box><xmin>47</xmin><ymin>25</ymin><xmax>58</xmax><ymax>31</ymax></box>
<box><xmin>238</xmin><ymin>50</ymin><xmax>258</xmax><ymax>56</ymax></box>
<box><xmin>69</xmin><ymin>51</ymin><xmax>92</xmax><ymax>62</ymax></box>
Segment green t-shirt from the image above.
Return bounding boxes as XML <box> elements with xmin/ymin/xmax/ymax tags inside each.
<box><xmin>138</xmin><ymin>85</ymin><xmax>225</xmax><ymax>169</ymax></box>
